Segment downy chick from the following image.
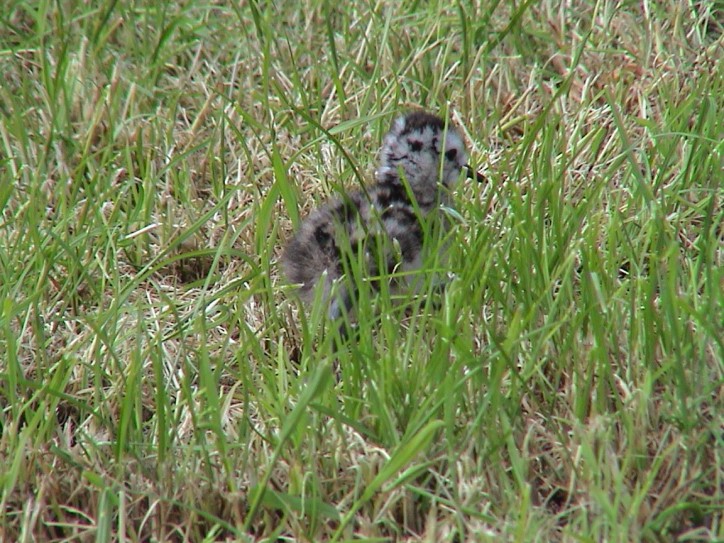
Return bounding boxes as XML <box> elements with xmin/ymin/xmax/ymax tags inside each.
<box><xmin>282</xmin><ymin>110</ymin><xmax>483</xmax><ymax>324</ymax></box>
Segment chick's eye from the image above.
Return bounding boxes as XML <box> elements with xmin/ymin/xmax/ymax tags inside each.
<box><xmin>410</xmin><ymin>141</ymin><xmax>423</xmax><ymax>152</ymax></box>
<box><xmin>445</xmin><ymin>148</ymin><xmax>458</xmax><ymax>161</ymax></box>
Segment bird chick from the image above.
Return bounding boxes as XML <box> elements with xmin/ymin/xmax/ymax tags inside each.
<box><xmin>282</xmin><ymin>110</ymin><xmax>482</xmax><ymax>325</ymax></box>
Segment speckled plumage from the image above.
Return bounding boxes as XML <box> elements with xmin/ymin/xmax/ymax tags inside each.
<box><xmin>282</xmin><ymin>111</ymin><xmax>482</xmax><ymax>322</ymax></box>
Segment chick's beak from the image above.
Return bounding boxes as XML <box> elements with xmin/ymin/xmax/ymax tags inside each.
<box><xmin>465</xmin><ymin>165</ymin><xmax>486</xmax><ymax>183</ymax></box>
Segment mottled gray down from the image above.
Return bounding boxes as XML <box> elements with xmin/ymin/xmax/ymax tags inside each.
<box><xmin>282</xmin><ymin>110</ymin><xmax>482</xmax><ymax>323</ymax></box>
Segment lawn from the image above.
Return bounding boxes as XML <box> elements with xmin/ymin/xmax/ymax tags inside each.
<box><xmin>0</xmin><ymin>1</ymin><xmax>722</xmax><ymax>541</ymax></box>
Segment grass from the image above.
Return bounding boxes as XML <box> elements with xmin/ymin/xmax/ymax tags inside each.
<box><xmin>0</xmin><ymin>0</ymin><xmax>722</xmax><ymax>541</ymax></box>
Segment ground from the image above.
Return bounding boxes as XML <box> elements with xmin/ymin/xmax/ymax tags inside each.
<box><xmin>0</xmin><ymin>1</ymin><xmax>722</xmax><ymax>541</ymax></box>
